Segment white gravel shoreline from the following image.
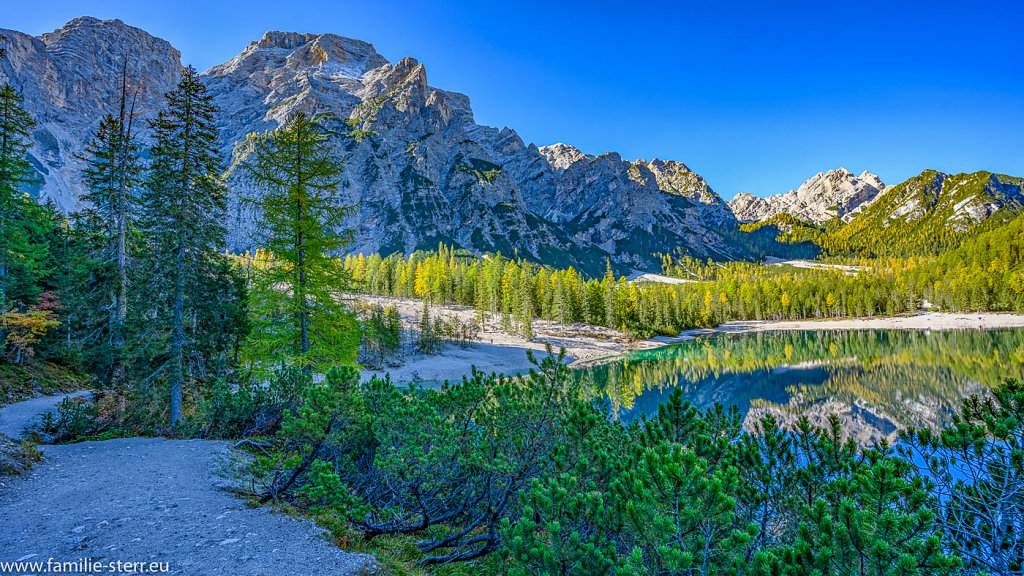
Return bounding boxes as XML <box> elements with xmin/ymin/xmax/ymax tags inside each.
<box><xmin>658</xmin><ymin>311</ymin><xmax>1024</xmax><ymax>343</ymax></box>
<box><xmin>355</xmin><ymin>295</ymin><xmax>1024</xmax><ymax>382</ymax></box>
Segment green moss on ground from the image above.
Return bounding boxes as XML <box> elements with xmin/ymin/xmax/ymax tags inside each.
<box><xmin>0</xmin><ymin>360</ymin><xmax>90</xmax><ymax>406</ymax></box>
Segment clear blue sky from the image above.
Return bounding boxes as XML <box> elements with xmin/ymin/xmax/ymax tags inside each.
<box><xmin>6</xmin><ymin>0</ymin><xmax>1024</xmax><ymax>199</ymax></box>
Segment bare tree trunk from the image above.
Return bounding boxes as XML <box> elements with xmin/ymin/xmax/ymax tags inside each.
<box><xmin>111</xmin><ymin>193</ymin><xmax>128</xmax><ymax>386</ymax></box>
<box><xmin>299</xmin><ymin>240</ymin><xmax>308</xmax><ymax>355</ymax></box>
<box><xmin>112</xmin><ymin>59</ymin><xmax>136</xmax><ymax>387</ymax></box>
<box><xmin>115</xmin><ymin>192</ymin><xmax>128</xmax><ymax>333</ymax></box>
<box><xmin>170</xmin><ymin>242</ymin><xmax>185</xmax><ymax>428</ymax></box>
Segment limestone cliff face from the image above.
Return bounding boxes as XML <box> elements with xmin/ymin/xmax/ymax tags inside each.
<box><xmin>524</xmin><ymin>146</ymin><xmax>737</xmax><ymax>263</ymax></box>
<box><xmin>0</xmin><ymin>17</ymin><xmax>181</xmax><ymax>210</ymax></box>
<box><xmin>2</xmin><ymin>17</ymin><xmax>740</xmax><ymax>272</ymax></box>
<box><xmin>729</xmin><ymin>168</ymin><xmax>886</xmax><ymax>224</ymax></box>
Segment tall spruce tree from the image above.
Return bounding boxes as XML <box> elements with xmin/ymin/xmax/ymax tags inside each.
<box><xmin>0</xmin><ymin>84</ymin><xmax>45</xmax><ymax>309</ymax></box>
<box><xmin>80</xmin><ymin>71</ymin><xmax>141</xmax><ymax>383</ymax></box>
<box><xmin>140</xmin><ymin>66</ymin><xmax>228</xmax><ymax>427</ymax></box>
<box><xmin>239</xmin><ymin>111</ymin><xmax>358</xmax><ymax>374</ymax></box>
<box><xmin>47</xmin><ymin>210</ymin><xmax>97</xmax><ymax>362</ymax></box>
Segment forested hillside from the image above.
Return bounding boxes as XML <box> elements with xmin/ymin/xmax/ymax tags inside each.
<box><xmin>337</xmin><ymin>208</ymin><xmax>1024</xmax><ymax>340</ymax></box>
<box><xmin>825</xmin><ymin>170</ymin><xmax>1024</xmax><ymax>257</ymax></box>
<box><xmin>740</xmin><ymin>169</ymin><xmax>1024</xmax><ymax>260</ymax></box>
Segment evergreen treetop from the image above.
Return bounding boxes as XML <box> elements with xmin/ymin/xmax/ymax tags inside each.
<box><xmin>239</xmin><ymin>111</ymin><xmax>358</xmax><ymax>373</ymax></box>
<box><xmin>0</xmin><ymin>84</ymin><xmax>46</xmax><ymax>308</ymax></box>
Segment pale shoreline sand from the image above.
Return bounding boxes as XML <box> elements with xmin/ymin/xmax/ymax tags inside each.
<box><xmin>663</xmin><ymin>312</ymin><xmax>1024</xmax><ymax>341</ymax></box>
<box><xmin>354</xmin><ymin>295</ymin><xmax>1024</xmax><ymax>383</ymax></box>
<box><xmin>355</xmin><ymin>295</ymin><xmax>660</xmax><ymax>384</ymax></box>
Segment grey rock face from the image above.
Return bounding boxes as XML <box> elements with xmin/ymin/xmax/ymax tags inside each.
<box><xmin>729</xmin><ymin>168</ymin><xmax>886</xmax><ymax>224</ymax></box>
<box><xmin>2</xmin><ymin>18</ymin><xmax>739</xmax><ymax>272</ymax></box>
<box><xmin>0</xmin><ymin>17</ymin><xmax>182</xmax><ymax>210</ymax></box>
<box><xmin>525</xmin><ymin>145</ymin><xmax>738</xmax><ymax>263</ymax></box>
<box><xmin>728</xmin><ymin>193</ymin><xmax>771</xmax><ymax>223</ymax></box>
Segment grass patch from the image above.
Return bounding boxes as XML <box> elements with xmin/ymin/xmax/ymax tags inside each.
<box><xmin>0</xmin><ymin>434</ymin><xmax>42</xmax><ymax>475</ymax></box>
<box><xmin>311</xmin><ymin>511</ymin><xmax>482</xmax><ymax>576</ymax></box>
<box><xmin>453</xmin><ymin>156</ymin><xmax>503</xmax><ymax>185</ymax></box>
<box><xmin>0</xmin><ymin>360</ymin><xmax>90</xmax><ymax>406</ymax></box>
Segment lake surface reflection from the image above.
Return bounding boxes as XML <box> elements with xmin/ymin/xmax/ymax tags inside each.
<box><xmin>571</xmin><ymin>329</ymin><xmax>1024</xmax><ymax>445</ymax></box>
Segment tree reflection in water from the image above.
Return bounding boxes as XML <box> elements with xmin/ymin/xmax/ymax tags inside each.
<box><xmin>572</xmin><ymin>329</ymin><xmax>1024</xmax><ymax>445</ymax></box>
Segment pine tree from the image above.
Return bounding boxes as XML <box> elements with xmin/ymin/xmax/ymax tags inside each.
<box><xmin>602</xmin><ymin>258</ymin><xmax>617</xmax><ymax>329</ymax></box>
<box><xmin>238</xmin><ymin>111</ymin><xmax>358</xmax><ymax>373</ymax></box>
<box><xmin>140</xmin><ymin>66</ymin><xmax>229</xmax><ymax>427</ymax></box>
<box><xmin>416</xmin><ymin>299</ymin><xmax>440</xmax><ymax>355</ymax></box>
<box><xmin>901</xmin><ymin>378</ymin><xmax>1024</xmax><ymax>575</ymax></box>
<box><xmin>782</xmin><ymin>445</ymin><xmax>959</xmax><ymax>576</ymax></box>
<box><xmin>520</xmin><ymin>282</ymin><xmax>534</xmax><ymax>340</ymax></box>
<box><xmin>47</xmin><ymin>211</ymin><xmax>97</xmax><ymax>364</ymax></box>
<box><xmin>0</xmin><ymin>84</ymin><xmax>44</xmax><ymax>308</ymax></box>
<box><xmin>80</xmin><ymin>72</ymin><xmax>141</xmax><ymax>384</ymax></box>
<box><xmin>552</xmin><ymin>274</ymin><xmax>567</xmax><ymax>325</ymax></box>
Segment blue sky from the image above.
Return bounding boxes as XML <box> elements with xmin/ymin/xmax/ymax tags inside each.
<box><xmin>6</xmin><ymin>0</ymin><xmax>1024</xmax><ymax>199</ymax></box>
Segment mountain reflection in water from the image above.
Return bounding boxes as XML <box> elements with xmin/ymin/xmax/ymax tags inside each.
<box><xmin>571</xmin><ymin>329</ymin><xmax>1024</xmax><ymax>445</ymax></box>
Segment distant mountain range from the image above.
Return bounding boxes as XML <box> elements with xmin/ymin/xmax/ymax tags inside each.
<box><xmin>729</xmin><ymin>167</ymin><xmax>1024</xmax><ymax>233</ymax></box>
<box><xmin>1</xmin><ymin>17</ymin><xmax>1021</xmax><ymax>271</ymax></box>
<box><xmin>729</xmin><ymin>168</ymin><xmax>887</xmax><ymax>225</ymax></box>
<box><xmin>0</xmin><ymin>17</ymin><xmax>737</xmax><ymax>274</ymax></box>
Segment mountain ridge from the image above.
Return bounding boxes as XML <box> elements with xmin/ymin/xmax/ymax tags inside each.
<box><xmin>729</xmin><ymin>168</ymin><xmax>887</xmax><ymax>224</ymax></box>
<box><xmin>4</xmin><ymin>17</ymin><xmax>1021</xmax><ymax>270</ymax></box>
<box><xmin>829</xmin><ymin>169</ymin><xmax>1024</xmax><ymax>255</ymax></box>
<box><xmin>0</xmin><ymin>17</ymin><xmax>739</xmax><ymax>273</ymax></box>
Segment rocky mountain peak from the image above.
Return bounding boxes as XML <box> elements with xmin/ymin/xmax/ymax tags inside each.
<box><xmin>42</xmin><ymin>16</ymin><xmax>143</xmax><ymax>46</ymax></box>
<box><xmin>729</xmin><ymin>167</ymin><xmax>887</xmax><ymax>224</ymax></box>
<box><xmin>33</xmin><ymin>16</ymin><xmax>180</xmax><ymax>119</ymax></box>
<box><xmin>39</xmin><ymin>16</ymin><xmax>180</xmax><ymax>69</ymax></box>
<box><xmin>728</xmin><ymin>193</ymin><xmax>769</xmax><ymax>221</ymax></box>
<box><xmin>359</xmin><ymin>56</ymin><xmax>428</xmax><ymax>105</ymax></box>
<box><xmin>640</xmin><ymin>158</ymin><xmax>699</xmax><ymax>194</ymax></box>
<box><xmin>251</xmin><ymin>31</ymin><xmax>386</xmax><ymax>70</ymax></box>
<box><xmin>538</xmin><ymin>143</ymin><xmax>589</xmax><ymax>170</ymax></box>
<box><xmin>213</xmin><ymin>30</ymin><xmax>388</xmax><ymax>81</ymax></box>
<box><xmin>645</xmin><ymin>158</ymin><xmax>692</xmax><ymax>176</ymax></box>
<box><xmin>253</xmin><ymin>31</ymin><xmax>318</xmax><ymax>50</ymax></box>
<box><xmin>639</xmin><ymin>158</ymin><xmax>733</xmax><ymax>227</ymax></box>
<box><xmin>0</xmin><ymin>16</ymin><xmax>181</xmax><ymax>208</ymax></box>
<box><xmin>3</xmin><ymin>17</ymin><xmax>743</xmax><ymax>272</ymax></box>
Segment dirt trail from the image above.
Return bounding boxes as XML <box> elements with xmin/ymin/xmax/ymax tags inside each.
<box><xmin>0</xmin><ymin>397</ymin><xmax>374</xmax><ymax>575</ymax></box>
<box><xmin>0</xmin><ymin>391</ymin><xmax>91</xmax><ymax>439</ymax></box>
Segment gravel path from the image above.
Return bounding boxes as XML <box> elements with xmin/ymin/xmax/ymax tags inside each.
<box><xmin>0</xmin><ymin>391</ymin><xmax>91</xmax><ymax>439</ymax></box>
<box><xmin>0</xmin><ymin>399</ymin><xmax>375</xmax><ymax>575</ymax></box>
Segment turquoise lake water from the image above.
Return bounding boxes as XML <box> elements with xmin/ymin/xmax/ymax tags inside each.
<box><xmin>570</xmin><ymin>329</ymin><xmax>1024</xmax><ymax>444</ymax></box>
